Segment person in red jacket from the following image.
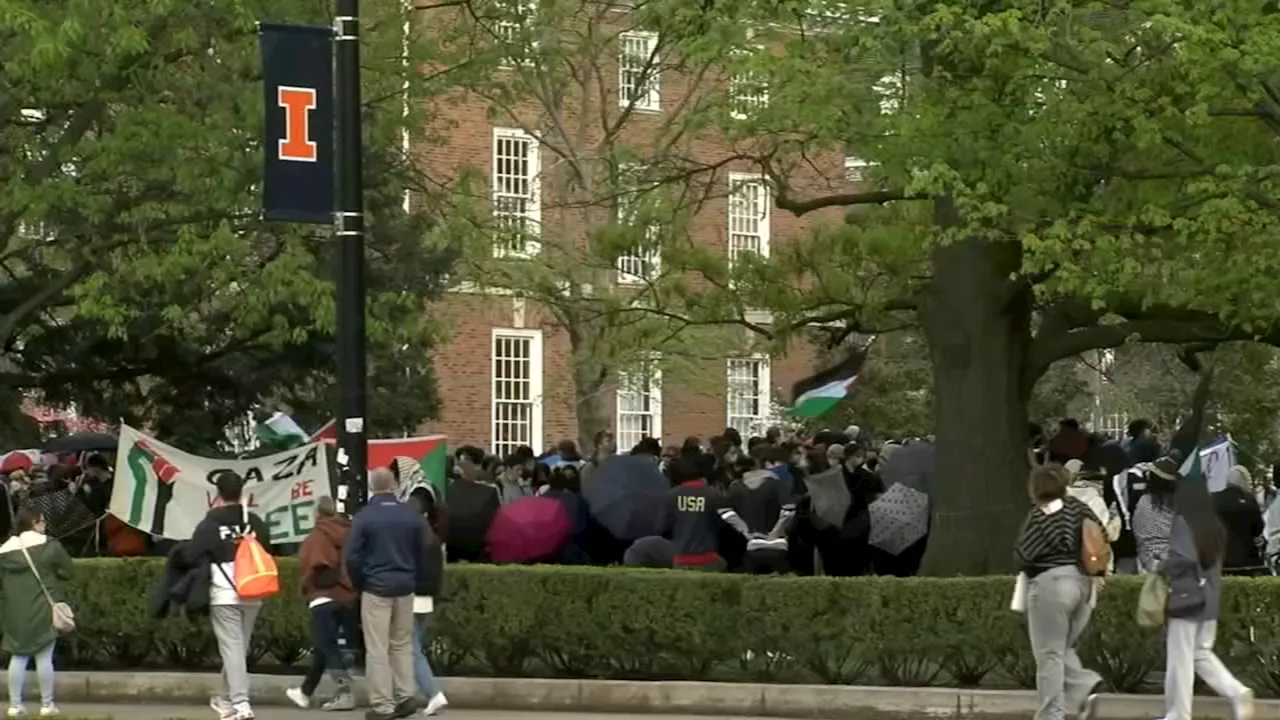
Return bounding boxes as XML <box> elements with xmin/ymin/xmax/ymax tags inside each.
<box><xmin>286</xmin><ymin>496</ymin><xmax>358</xmax><ymax>711</ymax></box>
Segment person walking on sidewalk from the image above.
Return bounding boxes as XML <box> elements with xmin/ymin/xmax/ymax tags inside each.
<box><xmin>0</xmin><ymin>507</ymin><xmax>72</xmax><ymax>718</ymax></box>
<box><xmin>1160</xmin><ymin>476</ymin><xmax>1255</xmax><ymax>720</ymax></box>
<box><xmin>287</xmin><ymin>496</ymin><xmax>358</xmax><ymax>711</ymax></box>
<box><xmin>187</xmin><ymin>471</ymin><xmax>272</xmax><ymax>720</ymax></box>
<box><xmin>1013</xmin><ymin>465</ymin><xmax>1103</xmax><ymax>720</ymax></box>
<box><xmin>408</xmin><ymin>487</ymin><xmax>448</xmax><ymax>716</ymax></box>
<box><xmin>347</xmin><ymin>468</ymin><xmax>429</xmax><ymax>720</ymax></box>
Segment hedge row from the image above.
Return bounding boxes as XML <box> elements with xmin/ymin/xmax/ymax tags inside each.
<box><xmin>47</xmin><ymin>560</ymin><xmax>1280</xmax><ymax>694</ymax></box>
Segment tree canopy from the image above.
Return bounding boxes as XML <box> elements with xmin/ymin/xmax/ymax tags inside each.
<box><xmin>648</xmin><ymin>0</ymin><xmax>1280</xmax><ymax>572</ymax></box>
<box><xmin>0</xmin><ymin>0</ymin><xmax>452</xmax><ymax>449</ymax></box>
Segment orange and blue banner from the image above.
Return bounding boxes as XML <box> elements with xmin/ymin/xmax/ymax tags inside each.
<box><xmin>260</xmin><ymin>22</ymin><xmax>334</xmax><ymax>224</ymax></box>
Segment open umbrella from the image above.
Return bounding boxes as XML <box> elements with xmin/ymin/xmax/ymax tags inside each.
<box><xmin>803</xmin><ymin>467</ymin><xmax>849</xmax><ymax>530</ymax></box>
<box><xmin>44</xmin><ymin>432</ymin><xmax>117</xmax><ymax>454</ymax></box>
<box><xmin>868</xmin><ymin>483</ymin><xmax>930</xmax><ymax>555</ymax></box>
<box><xmin>582</xmin><ymin>454</ymin><xmax>668</xmax><ymax>540</ymax></box>
<box><xmin>487</xmin><ymin>496</ymin><xmax>571</xmax><ymax>564</ymax></box>
<box><xmin>445</xmin><ymin>478</ymin><xmax>501</xmax><ymax>554</ymax></box>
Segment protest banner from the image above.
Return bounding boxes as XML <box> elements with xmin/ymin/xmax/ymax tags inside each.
<box><xmin>1201</xmin><ymin>436</ymin><xmax>1236</xmax><ymax>493</ymax></box>
<box><xmin>109</xmin><ymin>425</ymin><xmax>331</xmax><ymax>544</ymax></box>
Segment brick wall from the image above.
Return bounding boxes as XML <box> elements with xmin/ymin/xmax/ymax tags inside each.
<box><xmin>408</xmin><ymin>0</ymin><xmax>847</xmax><ymax>451</ymax></box>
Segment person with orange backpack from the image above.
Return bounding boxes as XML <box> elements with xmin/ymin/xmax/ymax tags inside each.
<box><xmin>184</xmin><ymin>471</ymin><xmax>275</xmax><ymax>720</ymax></box>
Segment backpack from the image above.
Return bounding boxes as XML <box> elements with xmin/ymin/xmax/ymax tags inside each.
<box><xmin>1081</xmin><ymin>516</ymin><xmax>1111</xmax><ymax>576</ymax></box>
<box><xmin>232</xmin><ymin>505</ymin><xmax>279</xmax><ymax>600</ymax></box>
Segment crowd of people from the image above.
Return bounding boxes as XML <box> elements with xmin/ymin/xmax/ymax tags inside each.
<box><xmin>1014</xmin><ymin>417</ymin><xmax>1267</xmax><ymax>720</ymax></box>
<box><xmin>0</xmin><ymin>415</ymin><xmax>1276</xmax><ymax>719</ymax></box>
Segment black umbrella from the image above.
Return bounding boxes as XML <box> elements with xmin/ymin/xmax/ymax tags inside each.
<box><xmin>445</xmin><ymin>478</ymin><xmax>500</xmax><ymax>554</ymax></box>
<box><xmin>44</xmin><ymin>432</ymin><xmax>117</xmax><ymax>453</ymax></box>
<box><xmin>582</xmin><ymin>454</ymin><xmax>668</xmax><ymax>541</ymax></box>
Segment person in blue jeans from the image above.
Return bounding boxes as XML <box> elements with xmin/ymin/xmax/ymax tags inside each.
<box><xmin>409</xmin><ymin>487</ymin><xmax>447</xmax><ymax>716</ymax></box>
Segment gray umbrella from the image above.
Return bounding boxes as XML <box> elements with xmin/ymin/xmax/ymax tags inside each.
<box><xmin>805</xmin><ymin>467</ymin><xmax>850</xmax><ymax>529</ymax></box>
<box><xmin>878</xmin><ymin>440</ymin><xmax>936</xmax><ymax>494</ymax></box>
<box><xmin>868</xmin><ymin>483</ymin><xmax>929</xmax><ymax>555</ymax></box>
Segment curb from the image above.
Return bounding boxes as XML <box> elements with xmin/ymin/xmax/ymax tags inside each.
<box><xmin>13</xmin><ymin>671</ymin><xmax>1272</xmax><ymax>718</ymax></box>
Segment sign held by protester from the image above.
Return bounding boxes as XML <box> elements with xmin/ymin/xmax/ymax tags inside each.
<box><xmin>109</xmin><ymin>425</ymin><xmax>331</xmax><ymax>544</ymax></box>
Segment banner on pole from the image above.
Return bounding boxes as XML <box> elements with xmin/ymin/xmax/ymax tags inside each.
<box><xmin>109</xmin><ymin>425</ymin><xmax>332</xmax><ymax>544</ymax></box>
<box><xmin>260</xmin><ymin>22</ymin><xmax>334</xmax><ymax>224</ymax></box>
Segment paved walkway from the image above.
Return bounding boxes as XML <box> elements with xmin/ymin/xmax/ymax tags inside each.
<box><xmin>51</xmin><ymin>706</ymin><xmax>788</xmax><ymax>720</ymax></box>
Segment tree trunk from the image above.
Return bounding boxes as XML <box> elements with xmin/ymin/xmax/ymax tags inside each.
<box><xmin>918</xmin><ymin>236</ymin><xmax>1033</xmax><ymax>575</ymax></box>
<box><xmin>569</xmin><ymin>335</ymin><xmax>611</xmax><ymax>456</ymax></box>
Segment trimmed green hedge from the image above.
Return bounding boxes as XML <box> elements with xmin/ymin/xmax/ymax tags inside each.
<box><xmin>49</xmin><ymin>560</ymin><xmax>1280</xmax><ymax>694</ymax></box>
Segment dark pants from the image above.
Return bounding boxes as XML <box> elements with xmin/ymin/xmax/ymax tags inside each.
<box><xmin>301</xmin><ymin>601</ymin><xmax>359</xmax><ymax>696</ymax></box>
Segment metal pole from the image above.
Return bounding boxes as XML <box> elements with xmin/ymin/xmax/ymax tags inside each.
<box><xmin>334</xmin><ymin>0</ymin><xmax>367</xmax><ymax>514</ymax></box>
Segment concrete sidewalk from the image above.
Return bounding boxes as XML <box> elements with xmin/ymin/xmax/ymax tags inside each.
<box><xmin>10</xmin><ymin>672</ymin><xmax>1271</xmax><ymax>718</ymax></box>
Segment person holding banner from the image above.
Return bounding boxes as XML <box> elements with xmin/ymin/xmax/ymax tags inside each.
<box><xmin>186</xmin><ymin>472</ymin><xmax>272</xmax><ymax>720</ymax></box>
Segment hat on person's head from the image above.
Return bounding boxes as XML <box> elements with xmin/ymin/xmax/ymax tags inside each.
<box><xmin>1149</xmin><ymin>456</ymin><xmax>1179</xmax><ymax>481</ymax></box>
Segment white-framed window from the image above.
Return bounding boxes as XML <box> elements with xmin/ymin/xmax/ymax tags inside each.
<box><xmin>494</xmin><ymin>0</ymin><xmax>536</xmax><ymax>64</ymax></box>
<box><xmin>616</xmin><ymin>164</ymin><xmax>661</xmax><ymax>284</ymax></box>
<box><xmin>845</xmin><ymin>156</ymin><xmax>871</xmax><ymax>181</ymax></box>
<box><xmin>727</xmin><ymin>173</ymin><xmax>770</xmax><ymax>265</ymax></box>
<box><xmin>728</xmin><ymin>48</ymin><xmax>769</xmax><ymax>120</ymax></box>
<box><xmin>491</xmin><ymin>329</ymin><xmax>544</xmax><ymax>457</ymax></box>
<box><xmin>875</xmin><ymin>71</ymin><xmax>904</xmax><ymax>114</ymax></box>
<box><xmin>492</xmin><ymin>127</ymin><xmax>541</xmax><ymax>258</ymax></box>
<box><xmin>619</xmin><ymin>31</ymin><xmax>661</xmax><ymax>111</ymax></box>
<box><xmin>726</xmin><ymin>356</ymin><xmax>771</xmax><ymax>436</ymax></box>
<box><xmin>616</xmin><ymin>359</ymin><xmax>662</xmax><ymax>451</ymax></box>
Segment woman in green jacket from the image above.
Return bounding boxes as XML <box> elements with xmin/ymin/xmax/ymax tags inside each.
<box><xmin>0</xmin><ymin>507</ymin><xmax>72</xmax><ymax>717</ymax></box>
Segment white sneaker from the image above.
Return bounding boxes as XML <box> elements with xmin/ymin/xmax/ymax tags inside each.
<box><xmin>209</xmin><ymin>697</ymin><xmax>233</xmax><ymax>720</ymax></box>
<box><xmin>322</xmin><ymin>692</ymin><xmax>356</xmax><ymax>711</ymax></box>
<box><xmin>423</xmin><ymin>692</ymin><xmax>449</xmax><ymax>716</ymax></box>
<box><xmin>230</xmin><ymin>702</ymin><xmax>254</xmax><ymax>720</ymax></box>
<box><xmin>7</xmin><ymin>706</ymin><xmax>24</xmax><ymax>719</ymax></box>
<box><xmin>285</xmin><ymin>687</ymin><xmax>310</xmax><ymax>709</ymax></box>
<box><xmin>36</xmin><ymin>706</ymin><xmax>56</xmax><ymax>718</ymax></box>
<box><xmin>1234</xmin><ymin>688</ymin><xmax>1255</xmax><ymax>720</ymax></box>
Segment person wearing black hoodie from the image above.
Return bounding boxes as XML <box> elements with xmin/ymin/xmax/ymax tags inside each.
<box><xmin>1214</xmin><ymin>465</ymin><xmax>1266</xmax><ymax>576</ymax></box>
<box><xmin>183</xmin><ymin>471</ymin><xmax>272</xmax><ymax>720</ymax></box>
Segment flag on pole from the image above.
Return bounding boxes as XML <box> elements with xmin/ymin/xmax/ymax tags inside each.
<box><xmin>1170</xmin><ymin>366</ymin><xmax>1214</xmax><ymax>483</ymax></box>
<box><xmin>260</xmin><ymin>22</ymin><xmax>334</xmax><ymax>224</ymax></box>
<box><xmin>309</xmin><ymin>419</ymin><xmax>338</xmax><ymax>442</ymax></box>
<box><xmin>256</xmin><ymin>412</ymin><xmax>310</xmax><ymax>449</ymax></box>
<box><xmin>790</xmin><ymin>377</ymin><xmax>858</xmax><ymax>418</ymax></box>
<box><xmin>788</xmin><ymin>338</ymin><xmax>873</xmax><ymax>419</ymax></box>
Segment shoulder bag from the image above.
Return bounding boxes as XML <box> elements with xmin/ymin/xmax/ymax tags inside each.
<box><xmin>18</xmin><ymin>538</ymin><xmax>75</xmax><ymax>634</ymax></box>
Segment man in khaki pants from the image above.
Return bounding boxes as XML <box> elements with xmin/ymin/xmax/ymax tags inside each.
<box><xmin>346</xmin><ymin>468</ymin><xmax>430</xmax><ymax>719</ymax></box>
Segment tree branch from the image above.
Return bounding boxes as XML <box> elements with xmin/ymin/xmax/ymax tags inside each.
<box><xmin>774</xmin><ymin>188</ymin><xmax>918</xmax><ymax>216</ymax></box>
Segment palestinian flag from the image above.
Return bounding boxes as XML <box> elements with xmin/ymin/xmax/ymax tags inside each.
<box><xmin>125</xmin><ymin>439</ymin><xmax>180</xmax><ymax>535</ymax></box>
<box><xmin>319</xmin><ymin>433</ymin><xmax>448</xmax><ymax>500</ymax></box>
<box><xmin>788</xmin><ymin>339</ymin><xmax>873</xmax><ymax>419</ymax></box>
<box><xmin>309</xmin><ymin>419</ymin><xmax>338</xmax><ymax>442</ymax></box>
<box><xmin>256</xmin><ymin>412</ymin><xmax>309</xmax><ymax>448</ymax></box>
<box><xmin>790</xmin><ymin>377</ymin><xmax>858</xmax><ymax>418</ymax></box>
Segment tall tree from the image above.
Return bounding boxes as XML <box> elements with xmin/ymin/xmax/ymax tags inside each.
<box><xmin>657</xmin><ymin>0</ymin><xmax>1280</xmax><ymax>572</ymax></box>
<box><xmin>414</xmin><ymin>0</ymin><xmax>778</xmax><ymax>449</ymax></box>
<box><xmin>0</xmin><ymin>0</ymin><xmax>453</xmax><ymax>447</ymax></box>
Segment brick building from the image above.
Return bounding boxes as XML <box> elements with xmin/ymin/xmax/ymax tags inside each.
<box><xmin>408</xmin><ymin>0</ymin><xmax>848</xmax><ymax>455</ymax></box>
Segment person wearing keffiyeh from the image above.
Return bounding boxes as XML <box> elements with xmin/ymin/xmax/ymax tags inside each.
<box><xmin>1012</xmin><ymin>464</ymin><xmax>1103</xmax><ymax>720</ymax></box>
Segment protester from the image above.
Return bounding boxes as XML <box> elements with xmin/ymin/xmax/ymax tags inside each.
<box><xmin>1160</xmin><ymin>475</ymin><xmax>1254</xmax><ymax>720</ymax></box>
<box><xmin>185</xmin><ymin>471</ymin><xmax>272</xmax><ymax>720</ymax></box>
<box><xmin>408</xmin><ymin>487</ymin><xmax>448</xmax><ymax>716</ymax></box>
<box><xmin>1013</xmin><ymin>465</ymin><xmax>1103</xmax><ymax>720</ymax></box>
<box><xmin>1</xmin><ymin>508</ymin><xmax>72</xmax><ymax>718</ymax></box>
<box><xmin>1133</xmin><ymin>457</ymin><xmax>1179</xmax><ymax>573</ymax></box>
<box><xmin>287</xmin><ymin>496</ymin><xmax>358</xmax><ymax>711</ymax></box>
<box><xmin>667</xmin><ymin>452</ymin><xmax>752</xmax><ymax>571</ymax></box>
<box><xmin>347</xmin><ymin>467</ymin><xmax>428</xmax><ymax>720</ymax></box>
<box><xmin>1214</xmin><ymin>466</ymin><xmax>1266</xmax><ymax>575</ymax></box>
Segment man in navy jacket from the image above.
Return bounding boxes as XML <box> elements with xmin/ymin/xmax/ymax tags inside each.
<box><xmin>346</xmin><ymin>467</ymin><xmax>429</xmax><ymax>719</ymax></box>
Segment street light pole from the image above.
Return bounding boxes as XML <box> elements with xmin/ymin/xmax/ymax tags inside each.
<box><xmin>334</xmin><ymin>0</ymin><xmax>368</xmax><ymax>514</ymax></box>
